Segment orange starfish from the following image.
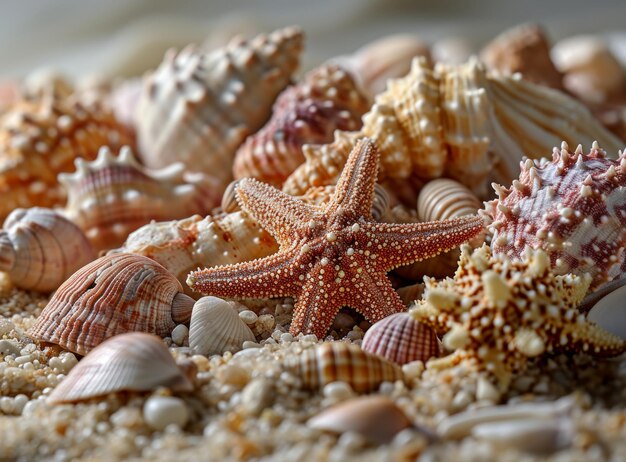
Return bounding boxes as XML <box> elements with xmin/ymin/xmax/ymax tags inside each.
<box><xmin>188</xmin><ymin>139</ymin><xmax>484</xmax><ymax>338</ymax></box>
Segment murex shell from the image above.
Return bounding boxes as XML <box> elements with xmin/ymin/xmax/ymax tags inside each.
<box><xmin>59</xmin><ymin>145</ymin><xmax>222</xmax><ymax>251</ymax></box>
<box><xmin>28</xmin><ymin>254</ymin><xmax>195</xmax><ymax>355</ymax></box>
<box><xmin>233</xmin><ymin>63</ymin><xmax>370</xmax><ymax>186</ymax></box>
<box><xmin>285</xmin><ymin>342</ymin><xmax>404</xmax><ymax>393</ymax></box>
<box><xmin>189</xmin><ymin>296</ymin><xmax>255</xmax><ymax>355</ymax></box>
<box><xmin>48</xmin><ymin>332</ymin><xmax>193</xmax><ymax>404</ymax></box>
<box><xmin>483</xmin><ymin>142</ymin><xmax>626</xmax><ymax>290</ymax></box>
<box><xmin>0</xmin><ymin>207</ymin><xmax>95</xmax><ymax>292</ymax></box>
<box><xmin>0</xmin><ymin>95</ymin><xmax>134</xmax><ymax>220</ymax></box>
<box><xmin>136</xmin><ymin>26</ymin><xmax>303</xmax><ymax>193</ymax></box>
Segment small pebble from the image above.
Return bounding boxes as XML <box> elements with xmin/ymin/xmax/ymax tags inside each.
<box><xmin>217</xmin><ymin>363</ymin><xmax>250</xmax><ymax>388</ymax></box>
<box><xmin>323</xmin><ymin>381</ymin><xmax>354</xmax><ymax>401</ymax></box>
<box><xmin>0</xmin><ymin>339</ymin><xmax>20</xmax><ymax>356</ymax></box>
<box><xmin>239</xmin><ymin>310</ymin><xmax>258</xmax><ymax>325</ymax></box>
<box><xmin>476</xmin><ymin>376</ymin><xmax>501</xmax><ymax>402</ymax></box>
<box><xmin>143</xmin><ymin>396</ymin><xmax>189</xmax><ymax>431</ymax></box>
<box><xmin>171</xmin><ymin>325</ymin><xmax>189</xmax><ymax>346</ymax></box>
<box><xmin>240</xmin><ymin>379</ymin><xmax>273</xmax><ymax>416</ymax></box>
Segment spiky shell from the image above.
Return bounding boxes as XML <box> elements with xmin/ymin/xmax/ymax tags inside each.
<box><xmin>361</xmin><ymin>312</ymin><xmax>440</xmax><ymax>365</ymax></box>
<box><xmin>483</xmin><ymin>143</ymin><xmax>626</xmax><ymax>290</ymax></box>
<box><xmin>0</xmin><ymin>95</ymin><xmax>134</xmax><ymax>220</ymax></box>
<box><xmin>188</xmin><ymin>296</ymin><xmax>255</xmax><ymax>355</ymax></box>
<box><xmin>136</xmin><ymin>27</ymin><xmax>303</xmax><ymax>193</ymax></box>
<box><xmin>59</xmin><ymin>145</ymin><xmax>221</xmax><ymax>251</ymax></box>
<box><xmin>48</xmin><ymin>333</ymin><xmax>193</xmax><ymax>404</ymax></box>
<box><xmin>285</xmin><ymin>342</ymin><xmax>403</xmax><ymax>393</ymax></box>
<box><xmin>233</xmin><ymin>63</ymin><xmax>370</xmax><ymax>186</ymax></box>
<box><xmin>0</xmin><ymin>207</ymin><xmax>95</xmax><ymax>292</ymax></box>
<box><xmin>28</xmin><ymin>254</ymin><xmax>195</xmax><ymax>355</ymax></box>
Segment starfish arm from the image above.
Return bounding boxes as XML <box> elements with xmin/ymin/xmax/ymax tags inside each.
<box><xmin>557</xmin><ymin>322</ymin><xmax>626</xmax><ymax>357</ymax></box>
<box><xmin>359</xmin><ymin>215</ymin><xmax>484</xmax><ymax>270</ymax></box>
<box><xmin>187</xmin><ymin>250</ymin><xmax>303</xmax><ymax>299</ymax></box>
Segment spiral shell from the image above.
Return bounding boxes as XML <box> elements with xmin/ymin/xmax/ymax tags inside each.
<box><xmin>362</xmin><ymin>312</ymin><xmax>440</xmax><ymax>365</ymax></box>
<box><xmin>48</xmin><ymin>333</ymin><xmax>193</xmax><ymax>404</ymax></box>
<box><xmin>0</xmin><ymin>208</ymin><xmax>95</xmax><ymax>292</ymax></box>
<box><xmin>59</xmin><ymin>145</ymin><xmax>222</xmax><ymax>251</ymax></box>
<box><xmin>0</xmin><ymin>95</ymin><xmax>134</xmax><ymax>220</ymax></box>
<box><xmin>136</xmin><ymin>27</ymin><xmax>303</xmax><ymax>193</ymax></box>
<box><xmin>285</xmin><ymin>342</ymin><xmax>403</xmax><ymax>393</ymax></box>
<box><xmin>417</xmin><ymin>179</ymin><xmax>482</xmax><ymax>222</ymax></box>
<box><xmin>189</xmin><ymin>296</ymin><xmax>255</xmax><ymax>355</ymax></box>
<box><xmin>28</xmin><ymin>254</ymin><xmax>195</xmax><ymax>355</ymax></box>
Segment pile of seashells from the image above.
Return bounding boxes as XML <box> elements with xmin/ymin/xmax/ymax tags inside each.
<box><xmin>1</xmin><ymin>22</ymin><xmax>626</xmax><ymax>459</ymax></box>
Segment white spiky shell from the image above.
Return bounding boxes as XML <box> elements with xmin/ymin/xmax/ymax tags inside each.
<box><xmin>48</xmin><ymin>333</ymin><xmax>193</xmax><ymax>404</ymax></box>
<box><xmin>188</xmin><ymin>296</ymin><xmax>255</xmax><ymax>355</ymax></box>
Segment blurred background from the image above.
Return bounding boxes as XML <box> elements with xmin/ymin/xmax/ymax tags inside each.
<box><xmin>2</xmin><ymin>0</ymin><xmax>626</xmax><ymax>79</ymax></box>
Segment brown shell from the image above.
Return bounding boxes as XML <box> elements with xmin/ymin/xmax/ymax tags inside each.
<box><xmin>28</xmin><ymin>254</ymin><xmax>194</xmax><ymax>355</ymax></box>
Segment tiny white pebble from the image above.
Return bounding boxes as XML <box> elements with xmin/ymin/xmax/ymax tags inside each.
<box><xmin>171</xmin><ymin>325</ymin><xmax>189</xmax><ymax>346</ymax></box>
<box><xmin>239</xmin><ymin>310</ymin><xmax>258</xmax><ymax>325</ymax></box>
<box><xmin>143</xmin><ymin>396</ymin><xmax>189</xmax><ymax>431</ymax></box>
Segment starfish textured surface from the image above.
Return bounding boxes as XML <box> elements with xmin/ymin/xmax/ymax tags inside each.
<box><xmin>188</xmin><ymin>139</ymin><xmax>484</xmax><ymax>338</ymax></box>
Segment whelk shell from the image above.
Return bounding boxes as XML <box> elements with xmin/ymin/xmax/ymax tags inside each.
<box><xmin>28</xmin><ymin>253</ymin><xmax>195</xmax><ymax>356</ymax></box>
<box><xmin>189</xmin><ymin>296</ymin><xmax>255</xmax><ymax>355</ymax></box>
<box><xmin>48</xmin><ymin>332</ymin><xmax>193</xmax><ymax>404</ymax></box>
<box><xmin>0</xmin><ymin>207</ymin><xmax>95</xmax><ymax>292</ymax></box>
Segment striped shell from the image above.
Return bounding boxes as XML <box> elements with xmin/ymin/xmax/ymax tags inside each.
<box><xmin>0</xmin><ymin>207</ymin><xmax>95</xmax><ymax>292</ymax></box>
<box><xmin>0</xmin><ymin>95</ymin><xmax>134</xmax><ymax>221</ymax></box>
<box><xmin>28</xmin><ymin>254</ymin><xmax>195</xmax><ymax>355</ymax></box>
<box><xmin>362</xmin><ymin>312</ymin><xmax>441</xmax><ymax>365</ymax></box>
<box><xmin>285</xmin><ymin>342</ymin><xmax>403</xmax><ymax>393</ymax></box>
<box><xmin>136</xmin><ymin>27</ymin><xmax>303</xmax><ymax>194</ymax></box>
<box><xmin>59</xmin><ymin>145</ymin><xmax>221</xmax><ymax>251</ymax></box>
<box><xmin>233</xmin><ymin>63</ymin><xmax>370</xmax><ymax>186</ymax></box>
<box><xmin>189</xmin><ymin>296</ymin><xmax>255</xmax><ymax>355</ymax></box>
<box><xmin>48</xmin><ymin>333</ymin><xmax>193</xmax><ymax>404</ymax></box>
<box><xmin>417</xmin><ymin>179</ymin><xmax>482</xmax><ymax>222</ymax></box>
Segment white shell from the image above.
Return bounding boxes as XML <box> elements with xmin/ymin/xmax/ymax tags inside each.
<box><xmin>48</xmin><ymin>332</ymin><xmax>193</xmax><ymax>404</ymax></box>
<box><xmin>189</xmin><ymin>296</ymin><xmax>255</xmax><ymax>355</ymax></box>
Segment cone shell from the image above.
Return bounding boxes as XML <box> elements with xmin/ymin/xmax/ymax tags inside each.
<box><xmin>59</xmin><ymin>145</ymin><xmax>222</xmax><ymax>251</ymax></box>
<box><xmin>136</xmin><ymin>27</ymin><xmax>303</xmax><ymax>193</ymax></box>
<box><xmin>48</xmin><ymin>333</ymin><xmax>193</xmax><ymax>404</ymax></box>
<box><xmin>189</xmin><ymin>296</ymin><xmax>255</xmax><ymax>355</ymax></box>
<box><xmin>285</xmin><ymin>342</ymin><xmax>403</xmax><ymax>393</ymax></box>
<box><xmin>0</xmin><ymin>95</ymin><xmax>134</xmax><ymax>221</ymax></box>
<box><xmin>0</xmin><ymin>207</ymin><xmax>95</xmax><ymax>292</ymax></box>
<box><xmin>28</xmin><ymin>254</ymin><xmax>195</xmax><ymax>355</ymax></box>
<box><xmin>362</xmin><ymin>312</ymin><xmax>441</xmax><ymax>365</ymax></box>
<box><xmin>233</xmin><ymin>63</ymin><xmax>370</xmax><ymax>186</ymax></box>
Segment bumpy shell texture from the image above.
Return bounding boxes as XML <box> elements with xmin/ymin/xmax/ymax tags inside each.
<box><xmin>483</xmin><ymin>142</ymin><xmax>626</xmax><ymax>290</ymax></box>
<box><xmin>136</xmin><ymin>26</ymin><xmax>303</xmax><ymax>193</ymax></box>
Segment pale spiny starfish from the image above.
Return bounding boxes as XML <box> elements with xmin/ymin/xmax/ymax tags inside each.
<box><xmin>188</xmin><ymin>139</ymin><xmax>484</xmax><ymax>338</ymax></box>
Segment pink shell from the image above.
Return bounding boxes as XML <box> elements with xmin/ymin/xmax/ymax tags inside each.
<box><xmin>362</xmin><ymin>312</ymin><xmax>441</xmax><ymax>365</ymax></box>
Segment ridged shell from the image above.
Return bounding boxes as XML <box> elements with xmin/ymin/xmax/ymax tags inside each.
<box><xmin>28</xmin><ymin>254</ymin><xmax>195</xmax><ymax>355</ymax></box>
<box><xmin>285</xmin><ymin>342</ymin><xmax>404</xmax><ymax>393</ymax></box>
<box><xmin>0</xmin><ymin>207</ymin><xmax>95</xmax><ymax>292</ymax></box>
<box><xmin>189</xmin><ymin>296</ymin><xmax>255</xmax><ymax>355</ymax></box>
<box><xmin>48</xmin><ymin>332</ymin><xmax>193</xmax><ymax>404</ymax></box>
<box><xmin>59</xmin><ymin>145</ymin><xmax>221</xmax><ymax>251</ymax></box>
<box><xmin>0</xmin><ymin>95</ymin><xmax>134</xmax><ymax>220</ymax></box>
<box><xmin>483</xmin><ymin>143</ymin><xmax>626</xmax><ymax>290</ymax></box>
<box><xmin>417</xmin><ymin>179</ymin><xmax>482</xmax><ymax>222</ymax></box>
<box><xmin>136</xmin><ymin>27</ymin><xmax>303</xmax><ymax>193</ymax></box>
<box><xmin>233</xmin><ymin>63</ymin><xmax>370</xmax><ymax>186</ymax></box>
<box><xmin>362</xmin><ymin>312</ymin><xmax>440</xmax><ymax>365</ymax></box>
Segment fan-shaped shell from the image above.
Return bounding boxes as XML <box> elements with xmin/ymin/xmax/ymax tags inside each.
<box><xmin>362</xmin><ymin>312</ymin><xmax>441</xmax><ymax>365</ymax></box>
<box><xmin>0</xmin><ymin>95</ymin><xmax>134</xmax><ymax>221</ymax></box>
<box><xmin>0</xmin><ymin>207</ymin><xmax>95</xmax><ymax>292</ymax></box>
<box><xmin>59</xmin><ymin>145</ymin><xmax>222</xmax><ymax>251</ymax></box>
<box><xmin>136</xmin><ymin>27</ymin><xmax>303</xmax><ymax>193</ymax></box>
<box><xmin>285</xmin><ymin>342</ymin><xmax>403</xmax><ymax>393</ymax></box>
<box><xmin>48</xmin><ymin>332</ymin><xmax>193</xmax><ymax>404</ymax></box>
<box><xmin>189</xmin><ymin>296</ymin><xmax>255</xmax><ymax>355</ymax></box>
<box><xmin>28</xmin><ymin>254</ymin><xmax>195</xmax><ymax>355</ymax></box>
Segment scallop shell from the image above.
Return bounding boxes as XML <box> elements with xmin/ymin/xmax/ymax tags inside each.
<box><xmin>28</xmin><ymin>253</ymin><xmax>195</xmax><ymax>355</ymax></box>
<box><xmin>0</xmin><ymin>207</ymin><xmax>95</xmax><ymax>292</ymax></box>
<box><xmin>285</xmin><ymin>342</ymin><xmax>403</xmax><ymax>393</ymax></box>
<box><xmin>189</xmin><ymin>296</ymin><xmax>255</xmax><ymax>355</ymax></box>
<box><xmin>417</xmin><ymin>179</ymin><xmax>482</xmax><ymax>222</ymax></box>
<box><xmin>136</xmin><ymin>27</ymin><xmax>303</xmax><ymax>193</ymax></box>
<box><xmin>59</xmin><ymin>145</ymin><xmax>222</xmax><ymax>251</ymax></box>
<box><xmin>362</xmin><ymin>312</ymin><xmax>441</xmax><ymax>365</ymax></box>
<box><xmin>0</xmin><ymin>95</ymin><xmax>134</xmax><ymax>220</ymax></box>
<box><xmin>48</xmin><ymin>332</ymin><xmax>193</xmax><ymax>404</ymax></box>
<box><xmin>483</xmin><ymin>143</ymin><xmax>626</xmax><ymax>290</ymax></box>
<box><xmin>233</xmin><ymin>63</ymin><xmax>370</xmax><ymax>186</ymax></box>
